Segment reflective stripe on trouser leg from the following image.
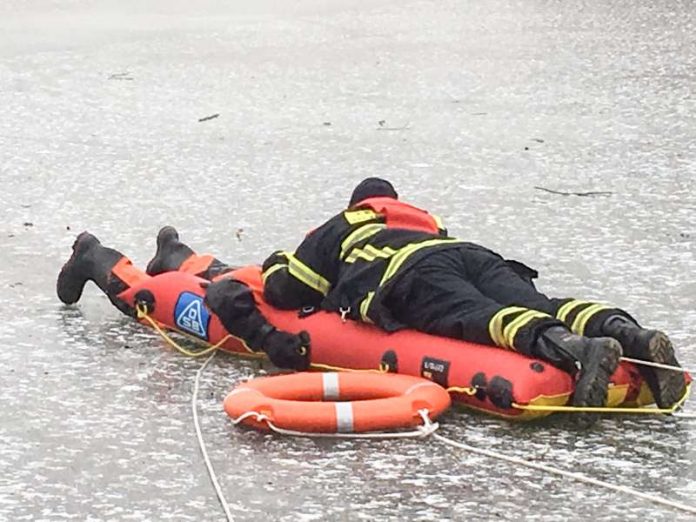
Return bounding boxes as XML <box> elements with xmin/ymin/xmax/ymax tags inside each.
<box><xmin>488</xmin><ymin>306</ymin><xmax>526</xmax><ymax>347</ymax></box>
<box><xmin>488</xmin><ymin>306</ymin><xmax>554</xmax><ymax>350</ymax></box>
<box><xmin>554</xmin><ymin>299</ymin><xmax>612</xmax><ymax>336</ymax></box>
<box><xmin>334</xmin><ymin>402</ymin><xmax>354</xmax><ymax>433</ymax></box>
<box><xmin>322</xmin><ymin>373</ymin><xmax>340</xmax><ymax>400</ymax></box>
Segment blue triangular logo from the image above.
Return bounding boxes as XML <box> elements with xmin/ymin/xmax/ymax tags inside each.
<box><xmin>174</xmin><ymin>292</ymin><xmax>210</xmax><ymax>340</ymax></box>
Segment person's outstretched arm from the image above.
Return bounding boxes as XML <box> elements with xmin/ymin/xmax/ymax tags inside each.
<box><xmin>261</xmin><ymin>213</ymin><xmax>350</xmax><ymax>309</ymax></box>
<box><xmin>204</xmin><ymin>278</ymin><xmax>310</xmax><ymax>370</ymax></box>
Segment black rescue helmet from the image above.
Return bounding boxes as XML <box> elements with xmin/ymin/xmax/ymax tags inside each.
<box><xmin>348</xmin><ymin>177</ymin><xmax>399</xmax><ymax>207</ymax></box>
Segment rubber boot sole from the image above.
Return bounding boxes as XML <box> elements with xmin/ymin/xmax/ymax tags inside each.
<box><xmin>643</xmin><ymin>332</ymin><xmax>687</xmax><ymax>409</ymax></box>
<box><xmin>571</xmin><ymin>338</ymin><xmax>622</xmax><ymax>429</ymax></box>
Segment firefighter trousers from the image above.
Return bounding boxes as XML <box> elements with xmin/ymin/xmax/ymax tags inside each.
<box><xmin>383</xmin><ymin>245</ymin><xmax>629</xmax><ymax>356</ymax></box>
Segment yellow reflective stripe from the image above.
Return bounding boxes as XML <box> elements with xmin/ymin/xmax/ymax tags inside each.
<box><xmin>570</xmin><ymin>303</ymin><xmax>610</xmax><ymax>336</ymax></box>
<box><xmin>365</xmin><ymin>244</ymin><xmax>396</xmax><ymax>257</ymax></box>
<box><xmin>345</xmin><ymin>249</ymin><xmax>369</xmax><ymax>263</ymax></box>
<box><xmin>345</xmin><ymin>244</ymin><xmax>396</xmax><ymax>264</ymax></box>
<box><xmin>556</xmin><ymin>299</ymin><xmax>590</xmax><ymax>323</ymax></box>
<box><xmin>346</xmin><ymin>249</ymin><xmax>375</xmax><ymax>263</ymax></box>
<box><xmin>488</xmin><ymin>306</ymin><xmax>526</xmax><ymax>347</ymax></box>
<box><xmin>261</xmin><ymin>263</ymin><xmax>287</xmax><ymax>283</ymax></box>
<box><xmin>359</xmin><ymin>291</ymin><xmax>375</xmax><ymax>323</ymax></box>
<box><xmin>503</xmin><ymin>310</ymin><xmax>551</xmax><ymax>350</ymax></box>
<box><xmin>344</xmin><ymin>209</ymin><xmax>379</xmax><ymax>225</ymax></box>
<box><xmin>286</xmin><ymin>253</ymin><xmax>331</xmax><ymax>296</ymax></box>
<box><xmin>433</xmin><ymin>214</ymin><xmax>444</xmax><ymax>231</ymax></box>
<box><xmin>380</xmin><ymin>239</ymin><xmax>461</xmax><ymax>284</ymax></box>
<box><xmin>340</xmin><ymin>224</ymin><xmax>386</xmax><ymax>259</ymax></box>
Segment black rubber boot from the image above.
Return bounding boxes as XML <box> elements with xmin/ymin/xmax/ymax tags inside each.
<box><xmin>146</xmin><ymin>226</ymin><xmax>195</xmax><ymax>276</ymax></box>
<box><xmin>535</xmin><ymin>326</ymin><xmax>623</xmax><ymax>428</ymax></box>
<box><xmin>57</xmin><ymin>232</ymin><xmax>125</xmax><ymax>304</ymax></box>
<box><xmin>601</xmin><ymin>315</ymin><xmax>686</xmax><ymax>408</ymax></box>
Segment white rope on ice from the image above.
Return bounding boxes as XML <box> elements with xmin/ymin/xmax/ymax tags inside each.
<box><xmin>670</xmin><ymin>411</ymin><xmax>696</xmax><ymax>419</ymax></box>
<box><xmin>432</xmin><ymin>432</ymin><xmax>696</xmax><ymax>516</ymax></box>
<box><xmin>193</xmin><ymin>359</ymin><xmax>696</xmax><ymax>517</ymax></box>
<box><xmin>228</xmin><ymin>409</ymin><xmax>439</xmax><ymax>439</ymax></box>
<box><xmin>621</xmin><ymin>356</ymin><xmax>695</xmax><ymax>374</ymax></box>
<box><xmin>230</xmin><ymin>406</ymin><xmax>696</xmax><ymax>515</ymax></box>
<box><xmin>192</xmin><ymin>352</ymin><xmax>234</xmax><ymax>522</ymax></box>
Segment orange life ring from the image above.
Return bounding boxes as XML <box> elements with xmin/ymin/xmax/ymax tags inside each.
<box><xmin>224</xmin><ymin>372</ymin><xmax>451</xmax><ymax>434</ymax></box>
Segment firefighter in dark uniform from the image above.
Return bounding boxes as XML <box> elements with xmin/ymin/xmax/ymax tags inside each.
<box><xmin>56</xmin><ymin>230</ymin><xmax>310</xmax><ymax>370</ymax></box>
<box><xmin>261</xmin><ymin>177</ymin><xmax>687</xmax><ymax>423</ymax></box>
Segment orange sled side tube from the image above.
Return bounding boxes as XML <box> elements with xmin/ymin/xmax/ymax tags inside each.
<box><xmin>119</xmin><ymin>270</ymin><xmax>652</xmax><ymax>421</ymax></box>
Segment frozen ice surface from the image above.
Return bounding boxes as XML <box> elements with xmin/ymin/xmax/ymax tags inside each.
<box><xmin>1</xmin><ymin>0</ymin><xmax>695</xmax><ymax>520</ymax></box>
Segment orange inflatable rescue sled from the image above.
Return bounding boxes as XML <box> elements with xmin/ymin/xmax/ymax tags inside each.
<box><xmin>118</xmin><ymin>267</ymin><xmax>679</xmax><ymax>421</ymax></box>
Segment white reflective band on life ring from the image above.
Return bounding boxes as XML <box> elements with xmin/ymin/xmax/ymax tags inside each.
<box><xmin>334</xmin><ymin>402</ymin><xmax>354</xmax><ymax>433</ymax></box>
<box><xmin>322</xmin><ymin>373</ymin><xmax>340</xmax><ymax>400</ymax></box>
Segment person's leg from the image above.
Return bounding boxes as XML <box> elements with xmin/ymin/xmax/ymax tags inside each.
<box><xmin>457</xmin><ymin>244</ymin><xmax>559</xmax><ymax>312</ymax></box>
<box><xmin>386</xmin><ymin>250</ymin><xmax>621</xmax><ymax>424</ymax></box>
<box><xmin>146</xmin><ymin>226</ymin><xmax>236</xmax><ymax>280</ymax></box>
<box><xmin>386</xmin><ymin>252</ymin><xmax>547</xmax><ymax>348</ymax></box>
<box><xmin>57</xmin><ymin>232</ymin><xmax>149</xmax><ymax>315</ymax></box>
<box><xmin>459</xmin><ymin>245</ymin><xmax>686</xmax><ymax>409</ymax></box>
<box><xmin>552</xmin><ymin>300</ymin><xmax>686</xmax><ymax>409</ymax></box>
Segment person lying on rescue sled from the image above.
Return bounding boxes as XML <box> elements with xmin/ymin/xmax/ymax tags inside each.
<box><xmin>56</xmin><ymin>231</ymin><xmax>310</xmax><ymax>370</ymax></box>
<box><xmin>261</xmin><ymin>177</ymin><xmax>687</xmax><ymax>424</ymax></box>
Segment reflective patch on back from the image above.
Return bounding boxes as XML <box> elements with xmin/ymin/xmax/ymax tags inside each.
<box><xmin>174</xmin><ymin>292</ymin><xmax>210</xmax><ymax>340</ymax></box>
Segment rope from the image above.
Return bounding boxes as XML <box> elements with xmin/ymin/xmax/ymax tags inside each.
<box><xmin>309</xmin><ymin>362</ymin><xmax>388</xmax><ymax>373</ymax></box>
<box><xmin>621</xmin><ymin>356</ymin><xmax>695</xmax><ymax>374</ymax></box>
<box><xmin>229</xmin><ymin>404</ymin><xmax>696</xmax><ymax>515</ymax></box>
<box><xmin>513</xmin><ymin>382</ymin><xmax>691</xmax><ymax>415</ymax></box>
<box><xmin>228</xmin><ymin>409</ymin><xmax>439</xmax><ymax>439</ymax></box>
<box><xmin>136</xmin><ymin>303</ymin><xmax>231</xmax><ymax>357</ymax></box>
<box><xmin>192</xmin><ymin>352</ymin><xmax>234</xmax><ymax>522</ymax></box>
<box><xmin>671</xmin><ymin>412</ymin><xmax>696</xmax><ymax>419</ymax></box>
<box><xmin>512</xmin><ymin>403</ymin><xmax>680</xmax><ymax>414</ymax></box>
<box><xmin>432</xmin><ymin>432</ymin><xmax>696</xmax><ymax>515</ymax></box>
<box><xmin>446</xmin><ymin>386</ymin><xmax>478</xmax><ymax>395</ymax></box>
<box><xmin>188</xmin><ymin>345</ymin><xmax>695</xmax><ymax>517</ymax></box>
<box><xmin>135</xmin><ymin>303</ymin><xmax>393</xmax><ymax>374</ymax></box>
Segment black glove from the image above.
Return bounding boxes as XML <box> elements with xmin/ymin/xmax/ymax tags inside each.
<box><xmin>203</xmin><ymin>279</ymin><xmax>235</xmax><ymax>314</ymax></box>
<box><xmin>262</xmin><ymin>250</ymin><xmax>288</xmax><ymax>272</ymax></box>
<box><xmin>263</xmin><ymin>330</ymin><xmax>311</xmax><ymax>371</ymax></box>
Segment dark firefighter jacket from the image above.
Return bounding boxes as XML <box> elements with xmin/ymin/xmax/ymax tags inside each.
<box><xmin>260</xmin><ymin>197</ymin><xmax>471</xmax><ymax>331</ymax></box>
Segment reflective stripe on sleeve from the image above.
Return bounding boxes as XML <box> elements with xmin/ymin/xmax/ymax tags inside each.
<box><xmin>261</xmin><ymin>263</ymin><xmax>287</xmax><ymax>283</ymax></box>
<box><xmin>286</xmin><ymin>253</ymin><xmax>331</xmax><ymax>296</ymax></box>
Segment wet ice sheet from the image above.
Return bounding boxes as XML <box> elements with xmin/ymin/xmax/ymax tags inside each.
<box><xmin>1</xmin><ymin>0</ymin><xmax>696</xmax><ymax>520</ymax></box>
